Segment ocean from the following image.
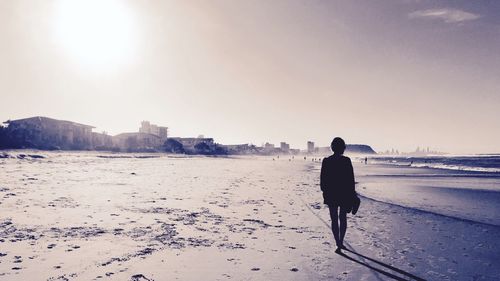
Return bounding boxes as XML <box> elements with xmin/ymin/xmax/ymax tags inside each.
<box><xmin>353</xmin><ymin>155</ymin><xmax>500</xmax><ymax>226</ymax></box>
<box><xmin>367</xmin><ymin>155</ymin><xmax>500</xmax><ymax>174</ymax></box>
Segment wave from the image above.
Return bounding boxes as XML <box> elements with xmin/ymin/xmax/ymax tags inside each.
<box><xmin>369</xmin><ymin>155</ymin><xmax>500</xmax><ymax>173</ymax></box>
<box><xmin>409</xmin><ymin>163</ymin><xmax>500</xmax><ymax>173</ymax></box>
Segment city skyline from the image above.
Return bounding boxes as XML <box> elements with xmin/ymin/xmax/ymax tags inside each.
<box><xmin>1</xmin><ymin>115</ymin><xmax>450</xmax><ymax>154</ymax></box>
<box><xmin>1</xmin><ymin>1</ymin><xmax>499</xmax><ymax>153</ymax></box>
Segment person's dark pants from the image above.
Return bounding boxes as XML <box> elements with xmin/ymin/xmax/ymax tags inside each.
<box><xmin>328</xmin><ymin>204</ymin><xmax>348</xmax><ymax>247</ymax></box>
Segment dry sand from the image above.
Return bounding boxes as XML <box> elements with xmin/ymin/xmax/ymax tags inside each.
<box><xmin>0</xmin><ymin>151</ymin><xmax>499</xmax><ymax>280</ymax></box>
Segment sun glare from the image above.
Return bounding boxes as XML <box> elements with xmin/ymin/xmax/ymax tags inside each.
<box><xmin>53</xmin><ymin>0</ymin><xmax>137</xmax><ymax>70</ymax></box>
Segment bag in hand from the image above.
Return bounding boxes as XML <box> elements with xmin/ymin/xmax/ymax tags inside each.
<box><xmin>351</xmin><ymin>193</ymin><xmax>361</xmax><ymax>215</ymax></box>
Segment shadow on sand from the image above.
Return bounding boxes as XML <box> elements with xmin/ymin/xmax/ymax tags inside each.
<box><xmin>338</xmin><ymin>248</ymin><xmax>426</xmax><ymax>281</ymax></box>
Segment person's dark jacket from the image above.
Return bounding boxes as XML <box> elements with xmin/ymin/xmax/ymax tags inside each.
<box><xmin>320</xmin><ymin>154</ymin><xmax>356</xmax><ymax>206</ymax></box>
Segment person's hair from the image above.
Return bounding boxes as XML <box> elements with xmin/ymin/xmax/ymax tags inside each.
<box><xmin>330</xmin><ymin>137</ymin><xmax>346</xmax><ymax>154</ymax></box>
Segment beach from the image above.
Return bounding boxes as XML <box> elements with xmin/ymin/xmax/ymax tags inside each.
<box><xmin>1</xmin><ymin>151</ymin><xmax>499</xmax><ymax>281</ymax></box>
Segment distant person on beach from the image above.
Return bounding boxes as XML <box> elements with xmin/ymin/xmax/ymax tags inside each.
<box><xmin>364</xmin><ymin>157</ymin><xmax>367</xmax><ymax>164</ymax></box>
<box><xmin>320</xmin><ymin>137</ymin><xmax>356</xmax><ymax>253</ymax></box>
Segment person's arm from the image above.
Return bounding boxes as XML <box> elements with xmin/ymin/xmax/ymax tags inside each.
<box><xmin>320</xmin><ymin>158</ymin><xmax>327</xmax><ymax>192</ymax></box>
<box><xmin>348</xmin><ymin>158</ymin><xmax>355</xmax><ymax>193</ymax></box>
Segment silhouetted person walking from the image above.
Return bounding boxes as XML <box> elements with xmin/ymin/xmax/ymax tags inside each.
<box><xmin>320</xmin><ymin>137</ymin><xmax>356</xmax><ymax>253</ymax></box>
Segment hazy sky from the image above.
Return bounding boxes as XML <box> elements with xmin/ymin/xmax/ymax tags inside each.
<box><xmin>1</xmin><ymin>0</ymin><xmax>499</xmax><ymax>153</ymax></box>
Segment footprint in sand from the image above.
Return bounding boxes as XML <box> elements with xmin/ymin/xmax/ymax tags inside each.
<box><xmin>131</xmin><ymin>274</ymin><xmax>153</xmax><ymax>281</ymax></box>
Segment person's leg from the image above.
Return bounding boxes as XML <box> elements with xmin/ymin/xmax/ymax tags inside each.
<box><xmin>328</xmin><ymin>205</ymin><xmax>340</xmax><ymax>247</ymax></box>
<box><xmin>339</xmin><ymin>206</ymin><xmax>348</xmax><ymax>247</ymax></box>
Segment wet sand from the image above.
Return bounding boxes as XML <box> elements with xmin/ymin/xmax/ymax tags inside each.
<box><xmin>0</xmin><ymin>151</ymin><xmax>499</xmax><ymax>280</ymax></box>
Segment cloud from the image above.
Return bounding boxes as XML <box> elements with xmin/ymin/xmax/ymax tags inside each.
<box><xmin>409</xmin><ymin>8</ymin><xmax>480</xmax><ymax>23</ymax></box>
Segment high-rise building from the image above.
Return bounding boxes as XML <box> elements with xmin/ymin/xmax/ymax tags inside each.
<box><xmin>280</xmin><ymin>142</ymin><xmax>290</xmax><ymax>153</ymax></box>
<box><xmin>307</xmin><ymin>141</ymin><xmax>315</xmax><ymax>154</ymax></box>
<box><xmin>139</xmin><ymin>121</ymin><xmax>151</xmax><ymax>134</ymax></box>
<box><xmin>139</xmin><ymin>121</ymin><xmax>168</xmax><ymax>141</ymax></box>
<box><xmin>264</xmin><ymin>142</ymin><xmax>275</xmax><ymax>149</ymax></box>
<box><xmin>158</xmin><ymin>127</ymin><xmax>168</xmax><ymax>139</ymax></box>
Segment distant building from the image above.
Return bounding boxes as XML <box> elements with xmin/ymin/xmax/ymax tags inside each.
<box><xmin>158</xmin><ymin>127</ymin><xmax>168</xmax><ymax>140</ymax></box>
<box><xmin>307</xmin><ymin>141</ymin><xmax>315</xmax><ymax>154</ymax></box>
<box><xmin>92</xmin><ymin>132</ymin><xmax>113</xmax><ymax>150</ymax></box>
<box><xmin>264</xmin><ymin>142</ymin><xmax>275</xmax><ymax>149</ymax></box>
<box><xmin>151</xmin><ymin>124</ymin><xmax>159</xmax><ymax>135</ymax></box>
<box><xmin>261</xmin><ymin>142</ymin><xmax>281</xmax><ymax>155</ymax></box>
<box><xmin>280</xmin><ymin>142</ymin><xmax>290</xmax><ymax>153</ymax></box>
<box><xmin>139</xmin><ymin>121</ymin><xmax>151</xmax><ymax>134</ymax></box>
<box><xmin>3</xmin><ymin>116</ymin><xmax>94</xmax><ymax>150</ymax></box>
<box><xmin>113</xmin><ymin>132</ymin><xmax>162</xmax><ymax>152</ymax></box>
<box><xmin>139</xmin><ymin>121</ymin><xmax>168</xmax><ymax>141</ymax></box>
<box><xmin>263</xmin><ymin>142</ymin><xmax>274</xmax><ymax>153</ymax></box>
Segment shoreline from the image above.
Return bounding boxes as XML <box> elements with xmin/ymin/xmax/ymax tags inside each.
<box><xmin>358</xmin><ymin>193</ymin><xmax>500</xmax><ymax>228</ymax></box>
